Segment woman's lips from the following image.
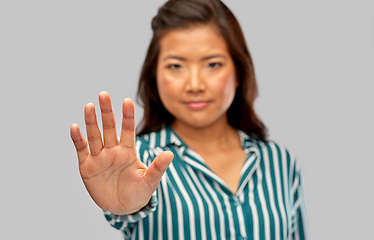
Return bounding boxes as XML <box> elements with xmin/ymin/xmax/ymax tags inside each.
<box><xmin>185</xmin><ymin>101</ymin><xmax>210</xmax><ymax>110</ymax></box>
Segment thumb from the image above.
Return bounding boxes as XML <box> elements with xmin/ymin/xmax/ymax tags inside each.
<box><xmin>145</xmin><ymin>151</ymin><xmax>174</xmax><ymax>188</ymax></box>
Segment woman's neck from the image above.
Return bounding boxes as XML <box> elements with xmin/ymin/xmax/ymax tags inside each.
<box><xmin>170</xmin><ymin>117</ymin><xmax>240</xmax><ymax>152</ymax></box>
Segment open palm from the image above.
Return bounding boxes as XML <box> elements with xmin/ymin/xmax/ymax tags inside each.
<box><xmin>70</xmin><ymin>92</ymin><xmax>173</xmax><ymax>215</ymax></box>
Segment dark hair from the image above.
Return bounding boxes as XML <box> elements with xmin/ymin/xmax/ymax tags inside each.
<box><xmin>136</xmin><ymin>0</ymin><xmax>268</xmax><ymax>141</ymax></box>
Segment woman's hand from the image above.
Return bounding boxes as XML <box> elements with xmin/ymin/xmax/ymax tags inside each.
<box><xmin>70</xmin><ymin>92</ymin><xmax>173</xmax><ymax>215</ymax></box>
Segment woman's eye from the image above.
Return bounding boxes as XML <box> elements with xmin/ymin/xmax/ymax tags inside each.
<box><xmin>168</xmin><ymin>64</ymin><xmax>182</xmax><ymax>70</ymax></box>
<box><xmin>208</xmin><ymin>62</ymin><xmax>221</xmax><ymax>68</ymax></box>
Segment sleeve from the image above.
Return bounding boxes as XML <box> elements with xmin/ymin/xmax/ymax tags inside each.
<box><xmin>103</xmin><ymin>137</ymin><xmax>159</xmax><ymax>238</ymax></box>
<box><xmin>290</xmin><ymin>156</ymin><xmax>311</xmax><ymax>240</ymax></box>
<box><xmin>103</xmin><ymin>191</ymin><xmax>158</xmax><ymax>238</ymax></box>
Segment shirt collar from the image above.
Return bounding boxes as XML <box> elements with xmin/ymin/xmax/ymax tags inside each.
<box><xmin>237</xmin><ymin>129</ymin><xmax>259</xmax><ymax>151</ymax></box>
<box><xmin>158</xmin><ymin>125</ymin><xmax>258</xmax><ymax>151</ymax></box>
<box><xmin>159</xmin><ymin>125</ymin><xmax>184</xmax><ymax>148</ymax></box>
<box><xmin>158</xmin><ymin>125</ymin><xmax>261</xmax><ymax>197</ymax></box>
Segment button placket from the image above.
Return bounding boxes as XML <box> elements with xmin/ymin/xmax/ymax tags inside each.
<box><xmin>232</xmin><ymin>196</ymin><xmax>241</xmax><ymax>207</ymax></box>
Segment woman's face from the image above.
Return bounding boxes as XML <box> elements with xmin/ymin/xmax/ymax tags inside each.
<box><xmin>156</xmin><ymin>24</ymin><xmax>237</xmax><ymax>129</ymax></box>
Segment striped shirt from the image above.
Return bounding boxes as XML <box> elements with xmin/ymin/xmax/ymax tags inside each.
<box><xmin>104</xmin><ymin>125</ymin><xmax>310</xmax><ymax>240</ymax></box>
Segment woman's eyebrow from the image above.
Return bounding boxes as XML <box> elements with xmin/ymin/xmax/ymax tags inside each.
<box><xmin>201</xmin><ymin>54</ymin><xmax>226</xmax><ymax>61</ymax></box>
<box><xmin>162</xmin><ymin>55</ymin><xmax>186</xmax><ymax>61</ymax></box>
<box><xmin>162</xmin><ymin>54</ymin><xmax>226</xmax><ymax>61</ymax></box>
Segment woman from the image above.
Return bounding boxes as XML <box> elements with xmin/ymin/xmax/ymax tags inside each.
<box><xmin>70</xmin><ymin>0</ymin><xmax>310</xmax><ymax>239</ymax></box>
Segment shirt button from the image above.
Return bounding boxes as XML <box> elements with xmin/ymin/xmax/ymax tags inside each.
<box><xmin>234</xmin><ymin>200</ymin><xmax>241</xmax><ymax>207</ymax></box>
<box><xmin>239</xmin><ymin>236</ymin><xmax>246</xmax><ymax>240</ymax></box>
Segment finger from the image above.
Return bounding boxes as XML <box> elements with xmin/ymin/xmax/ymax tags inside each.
<box><xmin>70</xmin><ymin>123</ymin><xmax>89</xmax><ymax>164</ymax></box>
<box><xmin>119</xmin><ymin>98</ymin><xmax>135</xmax><ymax>148</ymax></box>
<box><xmin>85</xmin><ymin>103</ymin><xmax>103</xmax><ymax>156</ymax></box>
<box><xmin>99</xmin><ymin>91</ymin><xmax>118</xmax><ymax>148</ymax></box>
<box><xmin>145</xmin><ymin>151</ymin><xmax>174</xmax><ymax>189</ymax></box>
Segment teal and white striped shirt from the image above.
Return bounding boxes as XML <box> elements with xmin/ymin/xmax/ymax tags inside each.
<box><xmin>105</xmin><ymin>125</ymin><xmax>310</xmax><ymax>240</ymax></box>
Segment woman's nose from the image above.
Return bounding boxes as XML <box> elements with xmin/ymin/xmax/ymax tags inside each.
<box><xmin>185</xmin><ymin>68</ymin><xmax>205</xmax><ymax>93</ymax></box>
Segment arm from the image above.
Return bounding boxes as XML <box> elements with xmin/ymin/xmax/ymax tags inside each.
<box><xmin>290</xmin><ymin>158</ymin><xmax>310</xmax><ymax>240</ymax></box>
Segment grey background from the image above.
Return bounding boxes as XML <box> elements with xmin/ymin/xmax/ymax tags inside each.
<box><xmin>1</xmin><ymin>0</ymin><xmax>373</xmax><ymax>239</ymax></box>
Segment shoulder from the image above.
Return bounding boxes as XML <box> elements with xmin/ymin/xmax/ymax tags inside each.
<box><xmin>135</xmin><ymin>132</ymin><xmax>157</xmax><ymax>161</ymax></box>
<box><xmin>136</xmin><ymin>132</ymin><xmax>151</xmax><ymax>153</ymax></box>
<box><xmin>258</xmin><ymin>140</ymin><xmax>294</xmax><ymax>159</ymax></box>
<box><xmin>239</xmin><ymin>130</ymin><xmax>293</xmax><ymax>160</ymax></box>
<box><xmin>252</xmin><ymin>140</ymin><xmax>303</xmax><ymax>187</ymax></box>
<box><xmin>249</xmin><ymin>138</ymin><xmax>297</xmax><ymax>171</ymax></box>
<box><xmin>136</xmin><ymin>127</ymin><xmax>169</xmax><ymax>152</ymax></box>
<box><xmin>135</xmin><ymin>126</ymin><xmax>181</xmax><ymax>162</ymax></box>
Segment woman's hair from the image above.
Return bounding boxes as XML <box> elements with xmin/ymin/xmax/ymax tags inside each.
<box><xmin>136</xmin><ymin>0</ymin><xmax>268</xmax><ymax>141</ymax></box>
